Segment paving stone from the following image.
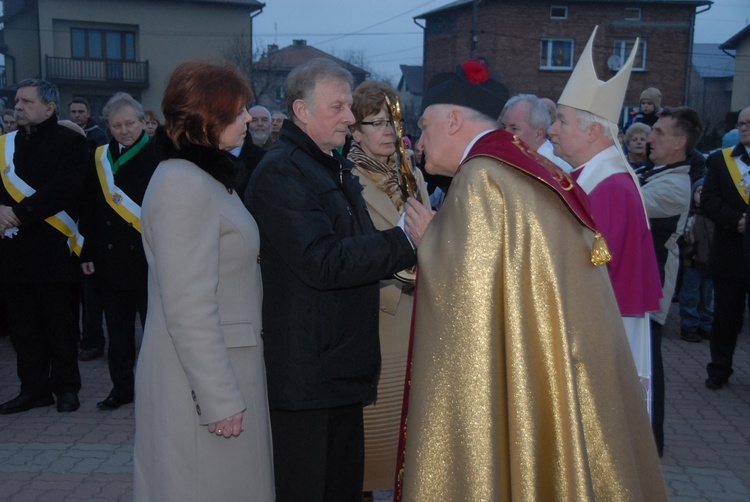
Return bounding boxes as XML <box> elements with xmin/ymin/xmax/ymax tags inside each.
<box><xmin>0</xmin><ymin>300</ymin><xmax>748</xmax><ymax>500</ymax></box>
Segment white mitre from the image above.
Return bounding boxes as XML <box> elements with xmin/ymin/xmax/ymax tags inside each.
<box><xmin>558</xmin><ymin>25</ymin><xmax>638</xmax><ymax>124</ymax></box>
<box><xmin>558</xmin><ymin>26</ymin><xmax>651</xmax><ymax>226</ymax></box>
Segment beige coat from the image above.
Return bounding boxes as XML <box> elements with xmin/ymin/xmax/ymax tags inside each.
<box><xmin>352</xmin><ymin>165</ymin><xmax>430</xmax><ymax>491</ymax></box>
<box><xmin>133</xmin><ymin>159</ymin><xmax>274</xmax><ymax>501</ymax></box>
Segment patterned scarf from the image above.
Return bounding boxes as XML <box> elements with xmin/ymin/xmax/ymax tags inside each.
<box><xmin>347</xmin><ymin>142</ymin><xmax>405</xmax><ymax>213</ymax></box>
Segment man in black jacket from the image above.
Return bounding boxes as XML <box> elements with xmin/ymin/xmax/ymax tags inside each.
<box><xmin>69</xmin><ymin>97</ymin><xmax>109</xmax><ymax>150</ymax></box>
<box><xmin>0</xmin><ymin>79</ymin><xmax>88</xmax><ymax>414</ymax></box>
<box><xmin>79</xmin><ymin>92</ymin><xmax>158</xmax><ymax>410</ymax></box>
<box><xmin>246</xmin><ymin>58</ymin><xmax>416</xmax><ymax>502</ymax></box>
<box><xmin>70</xmin><ymin>96</ymin><xmax>108</xmax><ymax>362</ymax></box>
<box><xmin>703</xmin><ymin>105</ymin><xmax>750</xmax><ymax>390</ymax></box>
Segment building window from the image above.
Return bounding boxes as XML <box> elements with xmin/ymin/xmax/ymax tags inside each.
<box><xmin>540</xmin><ymin>38</ymin><xmax>574</xmax><ymax>70</ymax></box>
<box><xmin>624</xmin><ymin>8</ymin><xmax>641</xmax><ymax>21</ymax></box>
<box><xmin>614</xmin><ymin>39</ymin><xmax>647</xmax><ymax>71</ymax></box>
<box><xmin>550</xmin><ymin>6</ymin><xmax>568</xmax><ymax>19</ymax></box>
<box><xmin>71</xmin><ymin>28</ymin><xmax>135</xmax><ymax>60</ymax></box>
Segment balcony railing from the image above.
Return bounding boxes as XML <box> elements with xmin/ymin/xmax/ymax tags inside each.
<box><xmin>46</xmin><ymin>56</ymin><xmax>149</xmax><ymax>88</ymax></box>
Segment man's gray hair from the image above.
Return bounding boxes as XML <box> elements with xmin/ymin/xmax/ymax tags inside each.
<box><xmin>17</xmin><ymin>79</ymin><xmax>59</xmax><ymax>108</ymax></box>
<box><xmin>574</xmin><ymin>108</ymin><xmax>614</xmax><ymax>135</ymax></box>
<box><xmin>571</xmin><ymin>108</ymin><xmax>619</xmax><ymax>149</ymax></box>
<box><xmin>102</xmin><ymin>92</ymin><xmax>145</xmax><ymax>123</ymax></box>
<box><xmin>285</xmin><ymin>58</ymin><xmax>354</xmax><ymax>121</ymax></box>
<box><xmin>500</xmin><ymin>94</ymin><xmax>551</xmax><ymax>131</ymax></box>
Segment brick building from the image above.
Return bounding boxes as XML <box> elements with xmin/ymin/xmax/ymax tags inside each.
<box><xmin>415</xmin><ymin>0</ymin><xmax>711</xmax><ymax>124</ymax></box>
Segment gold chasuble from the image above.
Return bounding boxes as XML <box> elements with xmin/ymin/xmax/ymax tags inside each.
<box><xmin>401</xmin><ymin>131</ymin><xmax>666</xmax><ymax>501</ymax></box>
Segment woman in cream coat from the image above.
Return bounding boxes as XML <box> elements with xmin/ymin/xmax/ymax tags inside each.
<box><xmin>133</xmin><ymin>61</ymin><xmax>274</xmax><ymax>501</ymax></box>
<box><xmin>347</xmin><ymin>81</ymin><xmax>431</xmax><ymax>496</ymax></box>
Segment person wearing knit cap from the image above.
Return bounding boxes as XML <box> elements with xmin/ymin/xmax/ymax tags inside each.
<box><xmin>626</xmin><ymin>86</ymin><xmax>663</xmax><ymax>130</ymax></box>
<box><xmin>548</xmin><ymin>26</ymin><xmax>664</xmax><ymax>451</ymax></box>
<box><xmin>396</xmin><ymin>59</ymin><xmax>666</xmax><ymax>501</ymax></box>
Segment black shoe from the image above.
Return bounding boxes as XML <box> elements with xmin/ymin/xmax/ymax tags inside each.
<box><xmin>0</xmin><ymin>394</ymin><xmax>55</xmax><ymax>415</ymax></box>
<box><xmin>705</xmin><ymin>377</ymin><xmax>726</xmax><ymax>390</ymax></box>
<box><xmin>56</xmin><ymin>393</ymin><xmax>80</xmax><ymax>412</ymax></box>
<box><xmin>680</xmin><ymin>329</ymin><xmax>702</xmax><ymax>343</ymax></box>
<box><xmin>79</xmin><ymin>347</ymin><xmax>104</xmax><ymax>361</ymax></box>
<box><xmin>96</xmin><ymin>395</ymin><xmax>133</xmax><ymax>411</ymax></box>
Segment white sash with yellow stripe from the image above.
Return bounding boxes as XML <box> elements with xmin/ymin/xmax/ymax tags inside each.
<box><xmin>0</xmin><ymin>131</ymin><xmax>84</xmax><ymax>256</ymax></box>
<box><xmin>94</xmin><ymin>145</ymin><xmax>142</xmax><ymax>233</ymax></box>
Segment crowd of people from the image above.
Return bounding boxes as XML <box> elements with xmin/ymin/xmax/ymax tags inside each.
<box><xmin>0</xmin><ymin>24</ymin><xmax>748</xmax><ymax>502</ymax></box>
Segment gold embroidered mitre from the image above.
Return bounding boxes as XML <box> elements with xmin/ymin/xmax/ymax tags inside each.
<box><xmin>558</xmin><ymin>26</ymin><xmax>639</xmax><ymax>124</ymax></box>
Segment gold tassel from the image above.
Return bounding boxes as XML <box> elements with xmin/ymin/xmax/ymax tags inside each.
<box><xmin>591</xmin><ymin>233</ymin><xmax>612</xmax><ymax>266</ymax></box>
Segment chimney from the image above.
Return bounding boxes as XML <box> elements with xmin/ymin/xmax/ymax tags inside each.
<box><xmin>292</xmin><ymin>39</ymin><xmax>307</xmax><ymax>47</ymax></box>
<box><xmin>267</xmin><ymin>44</ymin><xmax>279</xmax><ymax>55</ymax></box>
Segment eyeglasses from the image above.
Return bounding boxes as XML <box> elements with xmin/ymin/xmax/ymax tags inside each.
<box><xmin>737</xmin><ymin>121</ymin><xmax>750</xmax><ymax>130</ymax></box>
<box><xmin>360</xmin><ymin>119</ymin><xmax>394</xmax><ymax>130</ymax></box>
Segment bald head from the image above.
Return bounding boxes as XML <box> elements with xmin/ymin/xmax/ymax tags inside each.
<box><xmin>248</xmin><ymin>105</ymin><xmax>272</xmax><ymax>146</ymax></box>
<box><xmin>417</xmin><ymin>104</ymin><xmax>496</xmax><ymax>177</ymax></box>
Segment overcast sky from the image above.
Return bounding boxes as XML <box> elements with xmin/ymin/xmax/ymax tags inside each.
<box><xmin>252</xmin><ymin>0</ymin><xmax>749</xmax><ymax>82</ymax></box>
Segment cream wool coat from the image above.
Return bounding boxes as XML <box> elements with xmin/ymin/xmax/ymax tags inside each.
<box><xmin>133</xmin><ymin>159</ymin><xmax>274</xmax><ymax>501</ymax></box>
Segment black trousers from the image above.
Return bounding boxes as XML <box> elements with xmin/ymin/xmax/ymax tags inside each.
<box><xmin>80</xmin><ymin>274</ymin><xmax>105</xmax><ymax>351</ymax></box>
<box><xmin>5</xmin><ymin>282</ymin><xmax>81</xmax><ymax>397</ymax></box>
<box><xmin>271</xmin><ymin>403</ymin><xmax>365</xmax><ymax>502</ymax></box>
<box><xmin>707</xmin><ymin>275</ymin><xmax>750</xmax><ymax>382</ymax></box>
<box><xmin>102</xmin><ymin>287</ymin><xmax>147</xmax><ymax>400</ymax></box>
<box><xmin>651</xmin><ymin>320</ymin><xmax>665</xmax><ymax>456</ymax></box>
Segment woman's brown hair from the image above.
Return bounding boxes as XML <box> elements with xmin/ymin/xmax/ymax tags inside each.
<box><xmin>351</xmin><ymin>81</ymin><xmax>399</xmax><ymax>127</ymax></box>
<box><xmin>162</xmin><ymin>61</ymin><xmax>253</xmax><ymax>149</ymax></box>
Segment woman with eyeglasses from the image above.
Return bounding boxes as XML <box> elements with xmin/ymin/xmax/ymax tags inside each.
<box><xmin>347</xmin><ymin>81</ymin><xmax>430</xmax><ymax>500</ymax></box>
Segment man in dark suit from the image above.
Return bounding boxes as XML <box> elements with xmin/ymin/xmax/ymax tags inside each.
<box><xmin>71</xmin><ymin>96</ymin><xmax>108</xmax><ymax>363</ymax></box>
<box><xmin>703</xmin><ymin>105</ymin><xmax>750</xmax><ymax>390</ymax></box>
<box><xmin>0</xmin><ymin>79</ymin><xmax>88</xmax><ymax>414</ymax></box>
<box><xmin>79</xmin><ymin>92</ymin><xmax>158</xmax><ymax>410</ymax></box>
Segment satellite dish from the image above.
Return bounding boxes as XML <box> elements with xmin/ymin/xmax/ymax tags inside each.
<box><xmin>607</xmin><ymin>55</ymin><xmax>622</xmax><ymax>71</ymax></box>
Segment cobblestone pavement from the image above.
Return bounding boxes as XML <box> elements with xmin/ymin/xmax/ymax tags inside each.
<box><xmin>0</xmin><ymin>304</ymin><xmax>749</xmax><ymax>501</ymax></box>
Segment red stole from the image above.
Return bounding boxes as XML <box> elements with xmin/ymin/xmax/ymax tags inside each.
<box><xmin>466</xmin><ymin>130</ymin><xmax>599</xmax><ymax>234</ymax></box>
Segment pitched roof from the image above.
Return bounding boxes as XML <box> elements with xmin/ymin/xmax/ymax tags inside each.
<box><xmin>254</xmin><ymin>41</ymin><xmax>368</xmax><ymax>76</ymax></box>
<box><xmin>183</xmin><ymin>0</ymin><xmax>263</xmax><ymax>6</ymax></box>
<box><xmin>399</xmin><ymin>65</ymin><xmax>424</xmax><ymax>95</ymax></box>
<box><xmin>692</xmin><ymin>43</ymin><xmax>734</xmax><ymax>78</ymax></box>
<box><xmin>416</xmin><ymin>0</ymin><xmax>711</xmax><ymax>19</ymax></box>
<box><xmin>720</xmin><ymin>24</ymin><xmax>750</xmax><ymax>51</ymax></box>
<box><xmin>0</xmin><ymin>0</ymin><xmax>263</xmax><ymax>22</ymax></box>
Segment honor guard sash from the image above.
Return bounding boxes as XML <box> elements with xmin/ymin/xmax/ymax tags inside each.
<box><xmin>722</xmin><ymin>147</ymin><xmax>750</xmax><ymax>204</ymax></box>
<box><xmin>94</xmin><ymin>139</ymin><xmax>146</xmax><ymax>233</ymax></box>
<box><xmin>0</xmin><ymin>131</ymin><xmax>84</xmax><ymax>256</ymax></box>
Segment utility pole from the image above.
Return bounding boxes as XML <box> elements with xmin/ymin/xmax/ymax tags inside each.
<box><xmin>470</xmin><ymin>0</ymin><xmax>479</xmax><ymax>58</ymax></box>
